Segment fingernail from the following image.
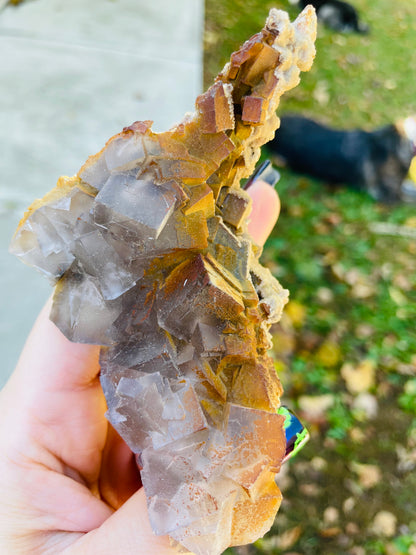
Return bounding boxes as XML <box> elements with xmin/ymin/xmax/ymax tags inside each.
<box><xmin>244</xmin><ymin>160</ymin><xmax>281</xmax><ymax>190</ymax></box>
<box><xmin>277</xmin><ymin>405</ymin><xmax>310</xmax><ymax>463</ymax></box>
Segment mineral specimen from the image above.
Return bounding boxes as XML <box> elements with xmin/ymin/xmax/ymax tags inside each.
<box><xmin>10</xmin><ymin>7</ymin><xmax>316</xmax><ymax>554</ymax></box>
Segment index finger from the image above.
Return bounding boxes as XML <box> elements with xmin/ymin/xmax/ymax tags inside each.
<box><xmin>247</xmin><ymin>178</ymin><xmax>281</xmax><ymax>245</ymax></box>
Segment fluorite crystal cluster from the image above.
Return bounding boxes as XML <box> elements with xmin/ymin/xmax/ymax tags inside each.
<box><xmin>10</xmin><ymin>7</ymin><xmax>316</xmax><ymax>554</ymax></box>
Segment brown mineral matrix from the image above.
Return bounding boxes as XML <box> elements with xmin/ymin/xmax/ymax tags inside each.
<box><xmin>10</xmin><ymin>8</ymin><xmax>316</xmax><ymax>555</ymax></box>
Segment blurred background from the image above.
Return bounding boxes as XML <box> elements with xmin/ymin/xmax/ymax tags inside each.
<box><xmin>0</xmin><ymin>0</ymin><xmax>203</xmax><ymax>385</ymax></box>
<box><xmin>1</xmin><ymin>0</ymin><xmax>416</xmax><ymax>553</ymax></box>
<box><xmin>205</xmin><ymin>1</ymin><xmax>416</xmax><ymax>554</ymax></box>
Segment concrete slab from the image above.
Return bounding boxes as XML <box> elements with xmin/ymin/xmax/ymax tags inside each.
<box><xmin>0</xmin><ymin>0</ymin><xmax>204</xmax><ymax>387</ymax></box>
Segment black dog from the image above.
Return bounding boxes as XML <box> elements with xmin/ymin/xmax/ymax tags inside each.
<box><xmin>297</xmin><ymin>0</ymin><xmax>369</xmax><ymax>34</ymax></box>
<box><xmin>268</xmin><ymin>114</ymin><xmax>416</xmax><ymax>202</ymax></box>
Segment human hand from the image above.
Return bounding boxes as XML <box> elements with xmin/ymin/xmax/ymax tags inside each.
<box><xmin>0</xmin><ymin>179</ymin><xmax>280</xmax><ymax>554</ymax></box>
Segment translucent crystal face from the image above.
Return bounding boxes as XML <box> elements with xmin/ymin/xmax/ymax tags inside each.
<box><xmin>10</xmin><ymin>7</ymin><xmax>316</xmax><ymax>555</ymax></box>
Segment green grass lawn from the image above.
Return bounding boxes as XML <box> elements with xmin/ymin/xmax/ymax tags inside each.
<box><xmin>205</xmin><ymin>0</ymin><xmax>416</xmax><ymax>128</ymax></box>
<box><xmin>205</xmin><ymin>2</ymin><xmax>416</xmax><ymax>554</ymax></box>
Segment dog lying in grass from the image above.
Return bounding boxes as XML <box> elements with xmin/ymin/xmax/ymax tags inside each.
<box><xmin>296</xmin><ymin>0</ymin><xmax>369</xmax><ymax>34</ymax></box>
<box><xmin>269</xmin><ymin>114</ymin><xmax>416</xmax><ymax>202</ymax></box>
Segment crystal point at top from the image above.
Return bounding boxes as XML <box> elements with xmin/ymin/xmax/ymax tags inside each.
<box><xmin>10</xmin><ymin>7</ymin><xmax>316</xmax><ymax>555</ymax></box>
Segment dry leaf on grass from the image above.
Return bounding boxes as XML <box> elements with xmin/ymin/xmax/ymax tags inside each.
<box><xmin>341</xmin><ymin>359</ymin><xmax>376</xmax><ymax>394</ymax></box>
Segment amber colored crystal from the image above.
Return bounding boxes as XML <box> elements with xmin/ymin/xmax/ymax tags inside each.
<box><xmin>10</xmin><ymin>7</ymin><xmax>316</xmax><ymax>554</ymax></box>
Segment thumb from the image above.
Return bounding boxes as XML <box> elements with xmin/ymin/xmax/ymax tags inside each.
<box><xmin>73</xmin><ymin>488</ymin><xmax>182</xmax><ymax>555</ymax></box>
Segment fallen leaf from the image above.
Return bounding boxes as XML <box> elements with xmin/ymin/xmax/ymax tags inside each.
<box><xmin>323</xmin><ymin>250</ymin><xmax>338</xmax><ymax>265</ymax></box>
<box><xmin>298</xmin><ymin>394</ymin><xmax>335</xmax><ymax>420</ymax></box>
<box><xmin>393</xmin><ymin>273</ymin><xmax>412</xmax><ymax>290</ymax></box>
<box><xmin>313</xmin><ymin>221</ymin><xmax>330</xmax><ymax>234</ymax></box>
<box><xmin>331</xmin><ymin>262</ymin><xmax>346</xmax><ymax>281</ymax></box>
<box><xmin>355</xmin><ymin>323</ymin><xmax>375</xmax><ymax>339</ymax></box>
<box><xmin>389</xmin><ymin>286</ymin><xmax>407</xmax><ymax>306</ymax></box>
<box><xmin>323</xmin><ymin>506</ymin><xmax>339</xmax><ymax>525</ymax></box>
<box><xmin>384</xmin><ymin>79</ymin><xmax>397</xmax><ymax>90</ymax></box>
<box><xmin>277</xmin><ymin>526</ymin><xmax>302</xmax><ymax>550</ymax></box>
<box><xmin>319</xmin><ymin>527</ymin><xmax>341</xmax><ymax>538</ymax></box>
<box><xmin>342</xmin><ymin>268</ymin><xmax>376</xmax><ymax>298</ymax></box>
<box><xmin>288</xmin><ymin>205</ymin><xmax>304</xmax><ymax>217</ymax></box>
<box><xmin>341</xmin><ymin>360</ymin><xmax>376</xmax><ymax>394</ymax></box>
<box><xmin>285</xmin><ymin>300</ymin><xmax>307</xmax><ymax>328</ymax></box>
<box><xmin>345</xmin><ymin>522</ymin><xmax>360</xmax><ymax>535</ymax></box>
<box><xmin>351</xmin><ymin>282</ymin><xmax>376</xmax><ymax>299</ymax></box>
<box><xmin>333</xmin><ymin>35</ymin><xmax>347</xmax><ymax>46</ymax></box>
<box><xmin>299</xmin><ymin>330</ymin><xmax>321</xmax><ymax>351</ymax></box>
<box><xmin>396</xmin><ymin>444</ymin><xmax>416</xmax><ymax>473</ymax></box>
<box><xmin>323</xmin><ymin>212</ymin><xmax>342</xmax><ymax>226</ymax></box>
<box><xmin>315</xmin><ymin>341</ymin><xmax>342</xmax><ymax>368</ymax></box>
<box><xmin>344</xmin><ymin>268</ymin><xmax>363</xmax><ymax>285</ymax></box>
<box><xmin>342</xmin><ymin>497</ymin><xmax>355</xmax><ymax>514</ymax></box>
<box><xmin>330</xmin><ymin>265</ymin><xmax>376</xmax><ymax>297</ymax></box>
<box><xmin>404</xmin><ymin>378</ymin><xmax>416</xmax><ymax>396</ymax></box>
<box><xmin>274</xmin><ymin>461</ymin><xmax>293</xmax><ymax>491</ymax></box>
<box><xmin>274</xmin><ymin>359</ymin><xmax>287</xmax><ymax>374</ymax></box>
<box><xmin>351</xmin><ymin>462</ymin><xmax>382</xmax><ymax>489</ymax></box>
<box><xmin>352</xmin><ymin>393</ymin><xmax>378</xmax><ymax>419</ymax></box>
<box><xmin>203</xmin><ymin>30</ymin><xmax>219</xmax><ymax>47</ymax></box>
<box><xmin>299</xmin><ymin>483</ymin><xmax>321</xmax><ymax>497</ymax></box>
<box><xmin>310</xmin><ymin>456</ymin><xmax>328</xmax><ymax>472</ymax></box>
<box><xmin>258</xmin><ymin>526</ymin><xmax>303</xmax><ymax>551</ymax></box>
<box><xmin>349</xmin><ymin>427</ymin><xmax>366</xmax><ymax>443</ymax></box>
<box><xmin>272</xmin><ymin>329</ymin><xmax>296</xmax><ymax>357</ymax></box>
<box><xmin>313</xmin><ymin>80</ymin><xmax>330</xmax><ymax>105</ymax></box>
<box><xmin>396</xmin><ymin>362</ymin><xmax>416</xmax><ymax>376</ymax></box>
<box><xmin>316</xmin><ymin>286</ymin><xmax>334</xmax><ymax>304</ymax></box>
<box><xmin>385</xmin><ymin>544</ymin><xmax>402</xmax><ymax>555</ymax></box>
<box><xmin>404</xmin><ymin>216</ymin><xmax>416</xmax><ymax>228</ymax></box>
<box><xmin>370</xmin><ymin>511</ymin><xmax>397</xmax><ymax>537</ymax></box>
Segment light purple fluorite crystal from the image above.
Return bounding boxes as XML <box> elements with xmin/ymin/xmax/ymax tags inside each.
<box><xmin>10</xmin><ymin>8</ymin><xmax>316</xmax><ymax>554</ymax></box>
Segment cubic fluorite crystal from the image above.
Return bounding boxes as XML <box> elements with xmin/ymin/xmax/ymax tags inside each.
<box><xmin>10</xmin><ymin>7</ymin><xmax>316</xmax><ymax>554</ymax></box>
